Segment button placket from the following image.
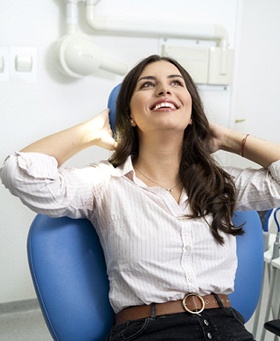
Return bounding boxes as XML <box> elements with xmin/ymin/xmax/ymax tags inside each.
<box><xmin>179</xmin><ymin>217</ymin><xmax>198</xmax><ymax>290</ymax></box>
<box><xmin>207</xmin><ymin>332</ymin><xmax>213</xmax><ymax>339</ymax></box>
<box><xmin>204</xmin><ymin>319</ymin><xmax>209</xmax><ymax>326</ymax></box>
<box><xmin>196</xmin><ymin>314</ymin><xmax>215</xmax><ymax>341</ymax></box>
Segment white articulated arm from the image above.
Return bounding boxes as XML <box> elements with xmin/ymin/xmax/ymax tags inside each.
<box><xmin>85</xmin><ymin>2</ymin><xmax>229</xmax><ymax>48</ymax></box>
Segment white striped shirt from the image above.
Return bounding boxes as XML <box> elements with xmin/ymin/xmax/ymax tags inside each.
<box><xmin>1</xmin><ymin>152</ymin><xmax>280</xmax><ymax>313</ymax></box>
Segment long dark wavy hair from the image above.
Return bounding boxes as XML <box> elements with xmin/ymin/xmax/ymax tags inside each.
<box><xmin>109</xmin><ymin>54</ymin><xmax>243</xmax><ymax>244</ymax></box>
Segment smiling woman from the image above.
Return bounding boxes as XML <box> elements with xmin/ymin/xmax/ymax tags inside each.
<box><xmin>1</xmin><ymin>54</ymin><xmax>280</xmax><ymax>340</ymax></box>
<box><xmin>122</xmin><ymin>60</ymin><xmax>193</xmax><ymax>203</ymax></box>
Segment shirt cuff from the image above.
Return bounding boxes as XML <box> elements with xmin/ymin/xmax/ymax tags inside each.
<box><xmin>268</xmin><ymin>159</ymin><xmax>280</xmax><ymax>183</ymax></box>
<box><xmin>15</xmin><ymin>151</ymin><xmax>59</xmax><ymax>180</ymax></box>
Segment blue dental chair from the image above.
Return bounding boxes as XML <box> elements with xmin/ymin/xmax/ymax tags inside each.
<box><xmin>27</xmin><ymin>85</ymin><xmax>264</xmax><ymax>340</ymax></box>
<box><xmin>27</xmin><ymin>210</ymin><xmax>264</xmax><ymax>341</ymax></box>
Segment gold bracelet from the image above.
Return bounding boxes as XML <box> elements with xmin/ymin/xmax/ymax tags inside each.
<box><xmin>240</xmin><ymin>134</ymin><xmax>250</xmax><ymax>157</ymax></box>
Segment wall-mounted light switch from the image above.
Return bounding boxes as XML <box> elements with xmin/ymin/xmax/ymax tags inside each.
<box><xmin>0</xmin><ymin>56</ymin><xmax>4</xmax><ymax>72</ymax></box>
<box><xmin>15</xmin><ymin>55</ymin><xmax>33</xmax><ymax>72</ymax></box>
<box><xmin>10</xmin><ymin>46</ymin><xmax>37</xmax><ymax>82</ymax></box>
<box><xmin>0</xmin><ymin>46</ymin><xmax>9</xmax><ymax>82</ymax></box>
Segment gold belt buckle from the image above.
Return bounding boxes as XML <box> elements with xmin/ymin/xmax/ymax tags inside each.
<box><xmin>182</xmin><ymin>293</ymin><xmax>205</xmax><ymax>315</ymax></box>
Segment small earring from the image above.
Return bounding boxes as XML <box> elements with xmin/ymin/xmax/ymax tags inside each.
<box><xmin>130</xmin><ymin>117</ymin><xmax>136</xmax><ymax>126</ymax></box>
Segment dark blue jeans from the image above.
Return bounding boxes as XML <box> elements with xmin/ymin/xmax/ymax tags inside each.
<box><xmin>106</xmin><ymin>308</ymin><xmax>255</xmax><ymax>341</ymax></box>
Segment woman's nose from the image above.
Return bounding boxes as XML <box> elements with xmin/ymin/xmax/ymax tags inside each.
<box><xmin>157</xmin><ymin>87</ymin><xmax>171</xmax><ymax>96</ymax></box>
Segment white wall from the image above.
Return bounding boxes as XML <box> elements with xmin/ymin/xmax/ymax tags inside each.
<box><xmin>229</xmin><ymin>0</ymin><xmax>280</xmax><ymax>168</ymax></box>
<box><xmin>0</xmin><ymin>0</ymin><xmax>279</xmax><ymax>304</ymax></box>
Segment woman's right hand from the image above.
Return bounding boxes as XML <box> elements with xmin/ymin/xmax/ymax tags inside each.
<box><xmin>89</xmin><ymin>108</ymin><xmax>118</xmax><ymax>151</ymax></box>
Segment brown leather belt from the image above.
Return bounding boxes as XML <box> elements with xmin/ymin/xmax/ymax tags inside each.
<box><xmin>115</xmin><ymin>293</ymin><xmax>230</xmax><ymax>324</ymax></box>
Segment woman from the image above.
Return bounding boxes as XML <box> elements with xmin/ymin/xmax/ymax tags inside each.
<box><xmin>1</xmin><ymin>54</ymin><xmax>280</xmax><ymax>340</ymax></box>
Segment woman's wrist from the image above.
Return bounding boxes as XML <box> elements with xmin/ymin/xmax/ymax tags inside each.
<box><xmin>221</xmin><ymin>130</ymin><xmax>249</xmax><ymax>155</ymax></box>
<box><xmin>240</xmin><ymin>134</ymin><xmax>250</xmax><ymax>157</ymax></box>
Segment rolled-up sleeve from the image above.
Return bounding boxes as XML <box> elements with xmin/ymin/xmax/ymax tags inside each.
<box><xmin>0</xmin><ymin>152</ymin><xmax>97</xmax><ymax>218</ymax></box>
<box><xmin>226</xmin><ymin>160</ymin><xmax>280</xmax><ymax>211</ymax></box>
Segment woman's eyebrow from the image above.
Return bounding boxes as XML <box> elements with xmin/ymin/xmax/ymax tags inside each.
<box><xmin>137</xmin><ymin>76</ymin><xmax>156</xmax><ymax>83</ymax></box>
<box><xmin>168</xmin><ymin>74</ymin><xmax>184</xmax><ymax>80</ymax></box>
<box><xmin>137</xmin><ymin>74</ymin><xmax>184</xmax><ymax>83</ymax></box>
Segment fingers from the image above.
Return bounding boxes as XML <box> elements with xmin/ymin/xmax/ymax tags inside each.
<box><xmin>110</xmin><ymin>140</ymin><xmax>118</xmax><ymax>151</ymax></box>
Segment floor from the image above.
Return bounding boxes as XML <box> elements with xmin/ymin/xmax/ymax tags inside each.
<box><xmin>0</xmin><ymin>308</ymin><xmax>51</xmax><ymax>341</ymax></box>
<box><xmin>0</xmin><ymin>300</ymin><xmax>51</xmax><ymax>341</ymax></box>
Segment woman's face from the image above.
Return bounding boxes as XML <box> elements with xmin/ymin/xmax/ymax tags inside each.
<box><xmin>129</xmin><ymin>60</ymin><xmax>192</xmax><ymax>134</ymax></box>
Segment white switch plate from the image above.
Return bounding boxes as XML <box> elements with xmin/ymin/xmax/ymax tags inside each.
<box><xmin>9</xmin><ymin>46</ymin><xmax>38</xmax><ymax>82</ymax></box>
<box><xmin>0</xmin><ymin>46</ymin><xmax>10</xmax><ymax>82</ymax></box>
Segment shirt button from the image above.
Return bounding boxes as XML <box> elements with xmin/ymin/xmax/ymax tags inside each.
<box><xmin>185</xmin><ymin>245</ymin><xmax>191</xmax><ymax>251</ymax></box>
<box><xmin>207</xmin><ymin>332</ymin><xmax>212</xmax><ymax>339</ymax></box>
<box><xmin>204</xmin><ymin>319</ymin><xmax>209</xmax><ymax>326</ymax></box>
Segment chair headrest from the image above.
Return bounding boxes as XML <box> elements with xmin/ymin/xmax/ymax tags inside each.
<box><xmin>107</xmin><ymin>83</ymin><xmax>121</xmax><ymax>133</ymax></box>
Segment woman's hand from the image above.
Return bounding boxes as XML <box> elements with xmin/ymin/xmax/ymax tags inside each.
<box><xmin>88</xmin><ymin>109</ymin><xmax>118</xmax><ymax>151</ymax></box>
<box><xmin>208</xmin><ymin>122</ymin><xmax>231</xmax><ymax>153</ymax></box>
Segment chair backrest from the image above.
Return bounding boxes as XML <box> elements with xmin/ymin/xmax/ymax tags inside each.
<box><xmin>27</xmin><ymin>215</ymin><xmax>114</xmax><ymax>341</ymax></box>
<box><xmin>27</xmin><ymin>210</ymin><xmax>263</xmax><ymax>341</ymax></box>
<box><xmin>229</xmin><ymin>210</ymin><xmax>264</xmax><ymax>322</ymax></box>
<box><xmin>107</xmin><ymin>83</ymin><xmax>121</xmax><ymax>133</ymax></box>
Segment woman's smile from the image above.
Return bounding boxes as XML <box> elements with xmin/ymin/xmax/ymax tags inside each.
<box><xmin>150</xmin><ymin>100</ymin><xmax>179</xmax><ymax>111</ymax></box>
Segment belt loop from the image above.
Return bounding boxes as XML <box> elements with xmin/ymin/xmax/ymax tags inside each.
<box><xmin>212</xmin><ymin>293</ymin><xmax>224</xmax><ymax>308</ymax></box>
<box><xmin>151</xmin><ymin>303</ymin><xmax>157</xmax><ymax>318</ymax></box>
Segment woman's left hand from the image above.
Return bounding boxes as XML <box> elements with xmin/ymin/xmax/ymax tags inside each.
<box><xmin>208</xmin><ymin>122</ymin><xmax>231</xmax><ymax>153</ymax></box>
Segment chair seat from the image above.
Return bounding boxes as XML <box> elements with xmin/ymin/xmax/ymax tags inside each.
<box><xmin>264</xmin><ymin>319</ymin><xmax>280</xmax><ymax>336</ymax></box>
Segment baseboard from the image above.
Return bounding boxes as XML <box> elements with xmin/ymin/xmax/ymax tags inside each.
<box><xmin>0</xmin><ymin>298</ymin><xmax>39</xmax><ymax>315</ymax></box>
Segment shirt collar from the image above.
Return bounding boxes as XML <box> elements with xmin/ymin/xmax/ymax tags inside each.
<box><xmin>97</xmin><ymin>155</ymin><xmax>135</xmax><ymax>178</ymax></box>
<box><xmin>99</xmin><ymin>156</ymin><xmax>188</xmax><ymax>201</ymax></box>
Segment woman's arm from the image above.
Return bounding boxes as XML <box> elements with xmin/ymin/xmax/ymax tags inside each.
<box><xmin>21</xmin><ymin>109</ymin><xmax>117</xmax><ymax>167</ymax></box>
<box><xmin>0</xmin><ymin>109</ymin><xmax>116</xmax><ymax>217</ymax></box>
<box><xmin>209</xmin><ymin>122</ymin><xmax>280</xmax><ymax>168</ymax></box>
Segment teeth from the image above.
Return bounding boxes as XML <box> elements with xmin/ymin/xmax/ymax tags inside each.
<box><xmin>153</xmin><ymin>102</ymin><xmax>176</xmax><ymax>110</ymax></box>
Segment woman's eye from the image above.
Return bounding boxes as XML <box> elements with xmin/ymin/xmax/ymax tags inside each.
<box><xmin>140</xmin><ymin>81</ymin><xmax>155</xmax><ymax>89</ymax></box>
<box><xmin>171</xmin><ymin>79</ymin><xmax>184</xmax><ymax>86</ymax></box>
